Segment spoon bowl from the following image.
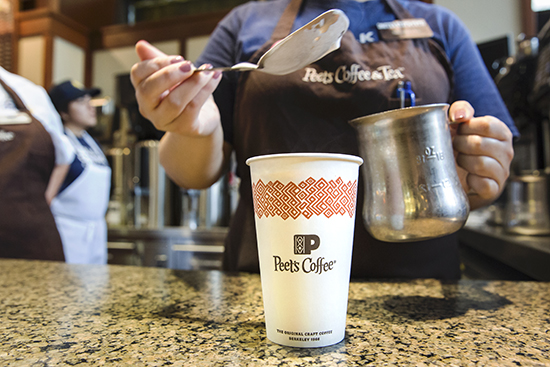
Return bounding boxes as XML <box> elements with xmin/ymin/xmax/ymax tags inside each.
<box><xmin>195</xmin><ymin>9</ymin><xmax>349</xmax><ymax>75</ymax></box>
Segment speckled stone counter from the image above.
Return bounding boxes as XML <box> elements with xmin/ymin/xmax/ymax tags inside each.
<box><xmin>0</xmin><ymin>259</ymin><xmax>548</xmax><ymax>366</ymax></box>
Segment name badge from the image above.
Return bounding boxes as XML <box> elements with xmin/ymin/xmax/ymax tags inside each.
<box><xmin>0</xmin><ymin>111</ymin><xmax>32</xmax><ymax>125</ymax></box>
<box><xmin>377</xmin><ymin>18</ymin><xmax>434</xmax><ymax>40</ymax></box>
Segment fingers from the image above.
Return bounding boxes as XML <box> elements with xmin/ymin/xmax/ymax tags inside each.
<box><xmin>465</xmin><ymin>173</ymin><xmax>501</xmax><ymax>199</ymax></box>
<box><xmin>153</xmin><ymin>70</ymin><xmax>222</xmax><ymax>133</ymax></box>
<box><xmin>131</xmin><ymin>39</ymin><xmax>190</xmax><ymax>110</ymax></box>
<box><xmin>130</xmin><ymin>40</ymin><xmax>223</xmax><ymax>136</ymax></box>
<box><xmin>455</xmin><ymin>115</ymin><xmax>514</xmax><ymax>142</ymax></box>
<box><xmin>130</xmin><ymin>54</ymin><xmax>185</xmax><ymax>89</ymax></box>
<box><xmin>135</xmin><ymin>40</ymin><xmax>166</xmax><ymax>61</ymax></box>
<box><xmin>456</xmin><ymin>154</ymin><xmax>508</xmax><ymax>197</ymax></box>
<box><xmin>453</xmin><ymin>114</ymin><xmax>514</xmax><ymax>199</ymax></box>
<box><xmin>132</xmin><ymin>58</ymin><xmax>194</xmax><ymax>119</ymax></box>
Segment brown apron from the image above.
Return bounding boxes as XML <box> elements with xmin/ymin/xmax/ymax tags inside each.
<box><xmin>227</xmin><ymin>0</ymin><xmax>461</xmax><ymax>279</ymax></box>
<box><xmin>0</xmin><ymin>79</ymin><xmax>65</xmax><ymax>261</ymax></box>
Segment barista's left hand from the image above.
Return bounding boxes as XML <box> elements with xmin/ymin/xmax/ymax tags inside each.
<box><xmin>449</xmin><ymin>101</ymin><xmax>514</xmax><ymax>210</ymax></box>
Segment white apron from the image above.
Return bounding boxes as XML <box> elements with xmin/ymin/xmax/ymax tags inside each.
<box><xmin>51</xmin><ymin>130</ymin><xmax>111</xmax><ymax>264</ymax></box>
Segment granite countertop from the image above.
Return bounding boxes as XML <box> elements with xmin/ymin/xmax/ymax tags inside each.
<box><xmin>0</xmin><ymin>259</ymin><xmax>548</xmax><ymax>366</ymax></box>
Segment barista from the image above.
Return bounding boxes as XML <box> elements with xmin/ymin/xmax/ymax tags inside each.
<box><xmin>48</xmin><ymin>81</ymin><xmax>111</xmax><ymax>264</ymax></box>
<box><xmin>0</xmin><ymin>67</ymin><xmax>74</xmax><ymax>261</ymax></box>
<box><xmin>130</xmin><ymin>0</ymin><xmax>517</xmax><ymax>279</ymax></box>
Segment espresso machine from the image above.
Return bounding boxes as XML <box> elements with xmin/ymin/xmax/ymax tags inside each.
<box><xmin>491</xmin><ymin>25</ymin><xmax>550</xmax><ymax>234</ymax></box>
<box><xmin>531</xmin><ymin>19</ymin><xmax>550</xmax><ymax>174</ymax></box>
<box><xmin>133</xmin><ymin>140</ymin><xmax>180</xmax><ymax>228</ymax></box>
<box><xmin>105</xmin><ymin>73</ymin><xmax>235</xmax><ymax>269</ymax></box>
<box><xmin>106</xmin><ymin>74</ymin><xmax>235</xmax><ymax>230</ymax></box>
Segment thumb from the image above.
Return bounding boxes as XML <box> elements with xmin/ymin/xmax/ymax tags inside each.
<box><xmin>135</xmin><ymin>40</ymin><xmax>166</xmax><ymax>61</ymax></box>
<box><xmin>448</xmin><ymin>100</ymin><xmax>474</xmax><ymax>123</ymax></box>
<box><xmin>448</xmin><ymin>100</ymin><xmax>474</xmax><ymax>138</ymax></box>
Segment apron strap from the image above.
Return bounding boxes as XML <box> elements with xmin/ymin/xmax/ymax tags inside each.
<box><xmin>246</xmin><ymin>0</ymin><xmax>454</xmax><ymax>103</ymax></box>
<box><xmin>271</xmin><ymin>0</ymin><xmax>303</xmax><ymax>40</ymax></box>
<box><xmin>0</xmin><ymin>77</ymin><xmax>59</xmax><ymax>126</ymax></box>
<box><xmin>0</xmin><ymin>78</ymin><xmax>29</xmax><ymax>113</ymax></box>
<box><xmin>383</xmin><ymin>0</ymin><xmax>455</xmax><ymax>102</ymax></box>
<box><xmin>383</xmin><ymin>0</ymin><xmax>413</xmax><ymax>20</ymax></box>
<box><xmin>247</xmin><ymin>0</ymin><xmax>303</xmax><ymax>64</ymax></box>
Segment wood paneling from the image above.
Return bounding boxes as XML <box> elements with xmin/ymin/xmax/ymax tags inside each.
<box><xmin>59</xmin><ymin>0</ymin><xmax>117</xmax><ymax>30</ymax></box>
<box><xmin>95</xmin><ymin>10</ymin><xmax>229</xmax><ymax>50</ymax></box>
<box><xmin>16</xmin><ymin>9</ymin><xmax>89</xmax><ymax>47</ymax></box>
<box><xmin>14</xmin><ymin>8</ymin><xmax>90</xmax><ymax>87</ymax></box>
<box><xmin>521</xmin><ymin>0</ymin><xmax>537</xmax><ymax>37</ymax></box>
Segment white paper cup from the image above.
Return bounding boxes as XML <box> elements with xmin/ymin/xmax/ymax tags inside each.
<box><xmin>247</xmin><ymin>152</ymin><xmax>363</xmax><ymax>348</ymax></box>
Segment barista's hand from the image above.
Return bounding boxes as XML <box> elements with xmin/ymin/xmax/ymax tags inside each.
<box><xmin>130</xmin><ymin>40</ymin><xmax>222</xmax><ymax>137</ymax></box>
<box><xmin>449</xmin><ymin>101</ymin><xmax>514</xmax><ymax>210</ymax></box>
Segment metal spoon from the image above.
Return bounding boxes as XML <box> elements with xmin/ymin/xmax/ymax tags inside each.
<box><xmin>194</xmin><ymin>9</ymin><xmax>349</xmax><ymax>75</ymax></box>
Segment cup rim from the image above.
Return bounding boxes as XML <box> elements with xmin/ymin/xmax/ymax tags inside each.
<box><xmin>246</xmin><ymin>152</ymin><xmax>363</xmax><ymax>166</ymax></box>
<box><xmin>348</xmin><ymin>103</ymin><xmax>450</xmax><ymax>126</ymax></box>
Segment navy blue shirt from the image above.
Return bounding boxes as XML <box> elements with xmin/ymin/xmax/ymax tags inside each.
<box><xmin>58</xmin><ymin>136</ymin><xmax>108</xmax><ymax>194</ymax></box>
<box><xmin>196</xmin><ymin>0</ymin><xmax>518</xmax><ymax>144</ymax></box>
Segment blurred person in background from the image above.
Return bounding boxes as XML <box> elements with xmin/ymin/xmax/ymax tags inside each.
<box><xmin>0</xmin><ymin>67</ymin><xmax>74</xmax><ymax>261</ymax></box>
<box><xmin>48</xmin><ymin>80</ymin><xmax>111</xmax><ymax>265</ymax></box>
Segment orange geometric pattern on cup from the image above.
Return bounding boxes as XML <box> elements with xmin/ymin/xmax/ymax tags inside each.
<box><xmin>252</xmin><ymin>177</ymin><xmax>358</xmax><ymax>220</ymax></box>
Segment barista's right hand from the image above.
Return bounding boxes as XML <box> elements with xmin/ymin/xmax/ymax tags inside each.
<box><xmin>130</xmin><ymin>40</ymin><xmax>222</xmax><ymax>137</ymax></box>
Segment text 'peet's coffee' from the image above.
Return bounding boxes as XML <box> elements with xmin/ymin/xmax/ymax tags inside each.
<box><xmin>273</xmin><ymin>255</ymin><xmax>336</xmax><ymax>274</ymax></box>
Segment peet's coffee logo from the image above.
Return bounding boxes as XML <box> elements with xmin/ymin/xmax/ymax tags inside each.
<box><xmin>302</xmin><ymin>64</ymin><xmax>405</xmax><ymax>85</ymax></box>
<box><xmin>273</xmin><ymin>234</ymin><xmax>336</xmax><ymax>275</ymax></box>
<box><xmin>294</xmin><ymin>235</ymin><xmax>319</xmax><ymax>254</ymax></box>
<box><xmin>273</xmin><ymin>256</ymin><xmax>335</xmax><ymax>275</ymax></box>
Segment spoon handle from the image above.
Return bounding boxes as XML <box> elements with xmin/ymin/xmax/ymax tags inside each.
<box><xmin>193</xmin><ymin>66</ymin><xmax>234</xmax><ymax>73</ymax></box>
<box><xmin>193</xmin><ymin>62</ymin><xmax>258</xmax><ymax>73</ymax></box>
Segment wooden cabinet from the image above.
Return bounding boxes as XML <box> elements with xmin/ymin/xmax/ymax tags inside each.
<box><xmin>14</xmin><ymin>7</ymin><xmax>89</xmax><ymax>88</ymax></box>
<box><xmin>12</xmin><ymin>0</ymin><xmax>228</xmax><ymax>90</ymax></box>
<box><xmin>11</xmin><ymin>0</ymin><xmax>226</xmax><ymax>89</ymax></box>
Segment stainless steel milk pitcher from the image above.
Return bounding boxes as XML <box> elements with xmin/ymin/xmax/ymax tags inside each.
<box><xmin>349</xmin><ymin>104</ymin><xmax>470</xmax><ymax>242</ymax></box>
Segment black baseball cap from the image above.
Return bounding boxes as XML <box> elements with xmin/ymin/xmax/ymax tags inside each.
<box><xmin>48</xmin><ymin>80</ymin><xmax>101</xmax><ymax>113</ymax></box>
